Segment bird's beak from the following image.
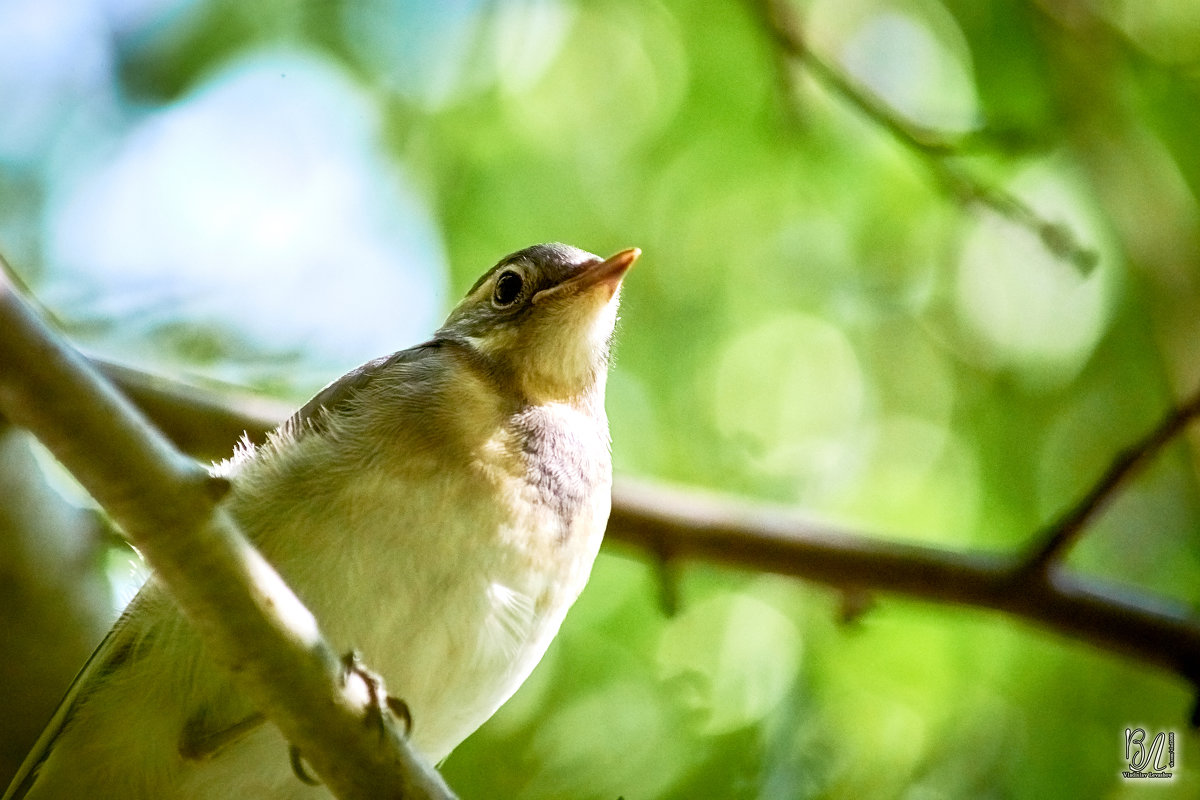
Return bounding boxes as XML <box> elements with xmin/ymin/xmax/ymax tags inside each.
<box><xmin>533</xmin><ymin>248</ymin><xmax>640</xmax><ymax>305</ymax></box>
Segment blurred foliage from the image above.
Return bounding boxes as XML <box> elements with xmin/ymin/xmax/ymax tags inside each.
<box><xmin>3</xmin><ymin>0</ymin><xmax>1200</xmax><ymax>796</ymax></box>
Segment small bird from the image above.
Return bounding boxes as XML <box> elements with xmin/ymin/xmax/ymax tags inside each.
<box><xmin>5</xmin><ymin>242</ymin><xmax>639</xmax><ymax>799</ymax></box>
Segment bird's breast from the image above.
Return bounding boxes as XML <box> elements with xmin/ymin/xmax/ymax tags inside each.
<box><xmin>233</xmin><ymin>400</ymin><xmax>611</xmax><ymax>762</ymax></box>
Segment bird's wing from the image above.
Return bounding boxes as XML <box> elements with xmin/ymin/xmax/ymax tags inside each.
<box><xmin>3</xmin><ymin>603</ymin><xmax>141</xmax><ymax>800</ymax></box>
<box><xmin>4</xmin><ymin>596</ymin><xmax>271</xmax><ymax>800</ymax></box>
<box><xmin>283</xmin><ymin>340</ymin><xmax>444</xmax><ymax>439</ymax></box>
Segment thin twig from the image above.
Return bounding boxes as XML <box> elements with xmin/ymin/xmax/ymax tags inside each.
<box><xmin>753</xmin><ymin>0</ymin><xmax>1099</xmax><ymax>274</ymax></box>
<box><xmin>1022</xmin><ymin>386</ymin><xmax>1200</xmax><ymax>573</ymax></box>
<box><xmin>761</xmin><ymin>12</ymin><xmax>966</xmax><ymax>157</ymax></box>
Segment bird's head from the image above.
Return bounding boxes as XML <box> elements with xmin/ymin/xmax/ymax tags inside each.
<box><xmin>438</xmin><ymin>243</ymin><xmax>639</xmax><ymax>404</ymax></box>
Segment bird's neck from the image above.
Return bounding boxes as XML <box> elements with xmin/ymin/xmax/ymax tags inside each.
<box><xmin>441</xmin><ymin>335</ymin><xmax>609</xmax><ymax>414</ymax></box>
<box><xmin>518</xmin><ymin>362</ymin><xmax>607</xmax><ymax>412</ymax></box>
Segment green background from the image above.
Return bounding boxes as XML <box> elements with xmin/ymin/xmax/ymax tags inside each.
<box><xmin>2</xmin><ymin>0</ymin><xmax>1199</xmax><ymax>796</ymax></box>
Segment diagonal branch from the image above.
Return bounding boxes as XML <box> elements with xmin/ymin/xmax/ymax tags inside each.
<box><xmin>752</xmin><ymin>0</ymin><xmax>1099</xmax><ymax>274</ymax></box>
<box><xmin>1021</xmin><ymin>386</ymin><xmax>1200</xmax><ymax>573</ymax></box>
<box><xmin>0</xmin><ymin>278</ymin><xmax>454</xmax><ymax>799</ymax></box>
<box><xmin>92</xmin><ymin>361</ymin><xmax>1200</xmax><ymax>710</ymax></box>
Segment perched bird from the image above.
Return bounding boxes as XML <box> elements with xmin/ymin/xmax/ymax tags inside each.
<box><xmin>5</xmin><ymin>242</ymin><xmax>639</xmax><ymax>799</ymax></box>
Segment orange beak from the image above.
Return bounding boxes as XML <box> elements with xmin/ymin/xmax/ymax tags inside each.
<box><xmin>533</xmin><ymin>248</ymin><xmax>640</xmax><ymax>305</ymax></box>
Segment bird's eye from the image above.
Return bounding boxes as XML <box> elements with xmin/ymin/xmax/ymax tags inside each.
<box><xmin>492</xmin><ymin>270</ymin><xmax>524</xmax><ymax>307</ymax></box>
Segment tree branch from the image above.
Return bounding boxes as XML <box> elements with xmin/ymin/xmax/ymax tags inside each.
<box><xmin>752</xmin><ymin>0</ymin><xmax>1099</xmax><ymax>274</ymax></box>
<box><xmin>0</xmin><ymin>278</ymin><xmax>454</xmax><ymax>799</ymax></box>
<box><xmin>606</xmin><ymin>482</ymin><xmax>1200</xmax><ymax>685</ymax></box>
<box><xmin>1021</xmin><ymin>387</ymin><xmax>1200</xmax><ymax>573</ymax></box>
<box><xmin>88</xmin><ymin>359</ymin><xmax>1200</xmax><ymax>710</ymax></box>
<box><xmin>90</xmin><ymin>359</ymin><xmax>292</xmax><ymax>463</ymax></box>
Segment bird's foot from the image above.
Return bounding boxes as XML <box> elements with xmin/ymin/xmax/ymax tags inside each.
<box><xmin>286</xmin><ymin>650</ymin><xmax>415</xmax><ymax>787</ymax></box>
<box><xmin>341</xmin><ymin>650</ymin><xmax>413</xmax><ymax>739</ymax></box>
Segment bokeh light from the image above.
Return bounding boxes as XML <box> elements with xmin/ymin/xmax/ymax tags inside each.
<box><xmin>954</xmin><ymin>161</ymin><xmax>1116</xmax><ymax>389</ymax></box>
<box><xmin>40</xmin><ymin>49</ymin><xmax>446</xmax><ymax>384</ymax></box>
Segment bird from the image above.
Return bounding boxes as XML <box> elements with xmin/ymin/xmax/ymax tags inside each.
<box><xmin>4</xmin><ymin>242</ymin><xmax>639</xmax><ymax>799</ymax></box>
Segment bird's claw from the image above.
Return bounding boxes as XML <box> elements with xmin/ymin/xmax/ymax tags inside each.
<box><xmin>285</xmin><ymin>651</ymin><xmax>414</xmax><ymax>787</ymax></box>
<box><xmin>288</xmin><ymin>745</ymin><xmax>321</xmax><ymax>786</ymax></box>
<box><xmin>387</xmin><ymin>695</ymin><xmax>413</xmax><ymax>738</ymax></box>
<box><xmin>341</xmin><ymin>650</ymin><xmax>413</xmax><ymax>740</ymax></box>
